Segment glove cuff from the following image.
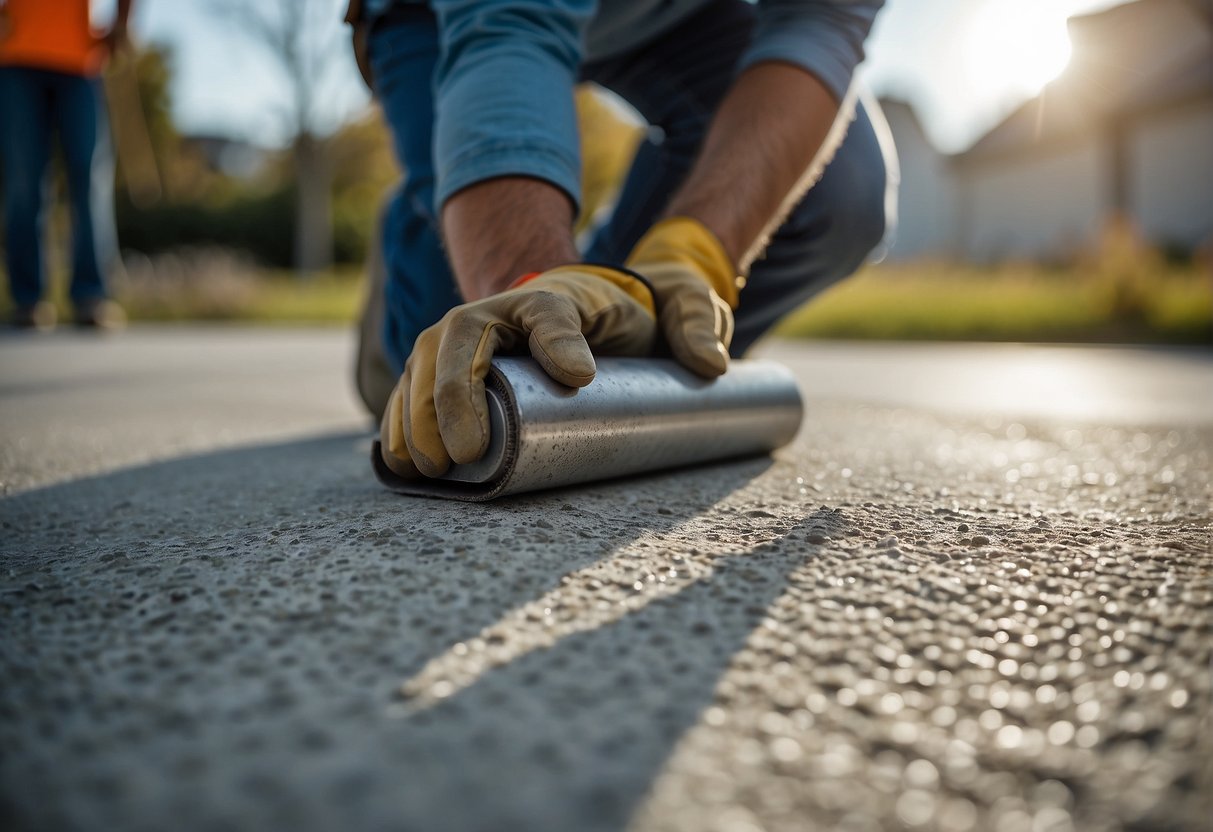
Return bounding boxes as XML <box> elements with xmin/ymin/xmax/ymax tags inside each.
<box><xmin>626</xmin><ymin>216</ymin><xmax>741</xmax><ymax>309</ymax></box>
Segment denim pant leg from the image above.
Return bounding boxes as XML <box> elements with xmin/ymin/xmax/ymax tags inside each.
<box><xmin>368</xmin><ymin>6</ymin><xmax>462</xmax><ymax>376</ymax></box>
<box><xmin>582</xmin><ymin>0</ymin><xmax>895</xmax><ymax>355</ymax></box>
<box><xmin>53</xmin><ymin>72</ymin><xmax>117</xmax><ymax>304</ymax></box>
<box><xmin>0</xmin><ymin>67</ymin><xmax>54</xmax><ymax>307</ymax></box>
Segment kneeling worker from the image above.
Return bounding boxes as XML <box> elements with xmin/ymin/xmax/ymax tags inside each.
<box><xmin>345</xmin><ymin>0</ymin><xmax>897</xmax><ymax>480</ymax></box>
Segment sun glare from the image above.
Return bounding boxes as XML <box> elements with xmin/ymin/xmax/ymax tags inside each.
<box><xmin>965</xmin><ymin>2</ymin><xmax>1074</xmax><ymax>99</ymax></box>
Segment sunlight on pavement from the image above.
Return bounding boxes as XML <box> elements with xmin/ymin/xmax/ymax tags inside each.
<box><xmin>392</xmin><ymin>492</ymin><xmax>783</xmax><ymax>714</ymax></box>
<box><xmin>758</xmin><ymin>341</ymin><xmax>1213</xmax><ymax>426</ymax></box>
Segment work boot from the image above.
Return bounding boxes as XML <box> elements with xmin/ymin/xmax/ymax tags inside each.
<box><xmin>11</xmin><ymin>300</ymin><xmax>57</xmax><ymax>331</ymax></box>
<box><xmin>74</xmin><ymin>298</ymin><xmax>127</xmax><ymax>330</ymax></box>
<box><xmin>355</xmin><ymin>208</ymin><xmax>396</xmax><ymax>422</ymax></box>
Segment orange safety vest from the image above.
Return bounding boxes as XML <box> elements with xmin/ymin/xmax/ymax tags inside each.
<box><xmin>0</xmin><ymin>0</ymin><xmax>106</xmax><ymax>77</ymax></box>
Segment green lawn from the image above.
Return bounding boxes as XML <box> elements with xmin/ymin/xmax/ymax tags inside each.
<box><xmin>119</xmin><ymin>268</ymin><xmax>367</xmax><ymax>325</ymax></box>
<box><xmin>773</xmin><ymin>261</ymin><xmax>1212</xmax><ymax>345</ymax></box>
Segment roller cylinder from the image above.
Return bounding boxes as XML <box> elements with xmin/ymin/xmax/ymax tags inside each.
<box><xmin>372</xmin><ymin>357</ymin><xmax>803</xmax><ymax>501</ymax></box>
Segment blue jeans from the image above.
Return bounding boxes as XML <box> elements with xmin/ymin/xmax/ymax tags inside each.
<box><xmin>369</xmin><ymin>0</ymin><xmax>895</xmax><ymax>373</ymax></box>
<box><xmin>0</xmin><ymin>66</ymin><xmax>117</xmax><ymax>308</ymax></box>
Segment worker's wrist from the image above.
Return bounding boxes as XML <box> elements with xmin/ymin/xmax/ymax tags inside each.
<box><xmin>469</xmin><ymin>250</ymin><xmax>577</xmax><ymax>299</ymax></box>
<box><xmin>509</xmin><ymin>264</ymin><xmax>657</xmax><ymax>318</ymax></box>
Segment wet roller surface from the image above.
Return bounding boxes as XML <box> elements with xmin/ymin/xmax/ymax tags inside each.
<box><xmin>1</xmin><ymin>328</ymin><xmax>1210</xmax><ymax>832</ymax></box>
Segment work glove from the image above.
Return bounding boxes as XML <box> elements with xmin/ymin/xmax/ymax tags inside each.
<box><xmin>379</xmin><ymin>266</ymin><xmax>657</xmax><ymax>479</ymax></box>
<box><xmin>626</xmin><ymin>216</ymin><xmax>741</xmax><ymax>378</ymax></box>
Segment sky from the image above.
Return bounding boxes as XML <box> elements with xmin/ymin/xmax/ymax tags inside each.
<box><xmin>100</xmin><ymin>0</ymin><xmax>1131</xmax><ymax>155</ymax></box>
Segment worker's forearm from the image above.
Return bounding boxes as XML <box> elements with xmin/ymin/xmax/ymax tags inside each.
<box><xmin>666</xmin><ymin>62</ymin><xmax>840</xmax><ymax>273</ymax></box>
<box><xmin>441</xmin><ymin>177</ymin><xmax>580</xmax><ymax>301</ymax></box>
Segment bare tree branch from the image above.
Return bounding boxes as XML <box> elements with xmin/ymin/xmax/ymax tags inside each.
<box><xmin>207</xmin><ymin>0</ymin><xmax>346</xmax><ymax>140</ymax></box>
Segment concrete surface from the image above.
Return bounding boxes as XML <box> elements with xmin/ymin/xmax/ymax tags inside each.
<box><xmin>1</xmin><ymin>327</ymin><xmax>1210</xmax><ymax>832</ymax></box>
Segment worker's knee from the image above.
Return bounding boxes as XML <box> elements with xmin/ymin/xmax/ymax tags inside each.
<box><xmin>821</xmin><ymin>171</ymin><xmax>888</xmax><ymax>274</ymax></box>
<box><xmin>777</xmin><ymin>119</ymin><xmax>890</xmax><ymax>276</ymax></box>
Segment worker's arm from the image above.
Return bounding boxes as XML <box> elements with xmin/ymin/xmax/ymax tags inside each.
<box><xmin>620</xmin><ymin>61</ymin><xmax>846</xmax><ymax>377</ymax></box>
<box><xmin>665</xmin><ymin>63</ymin><xmax>841</xmax><ymax>273</ymax></box>
<box><xmin>379</xmin><ymin>0</ymin><xmax>636</xmax><ymax>478</ymax></box>
<box><xmin>443</xmin><ymin>177</ymin><xmax>580</xmax><ymax>301</ymax></box>
<box><xmin>617</xmin><ymin>0</ymin><xmax>883</xmax><ymax>373</ymax></box>
<box><xmin>430</xmin><ymin>0</ymin><xmax>594</xmax><ymax>300</ymax></box>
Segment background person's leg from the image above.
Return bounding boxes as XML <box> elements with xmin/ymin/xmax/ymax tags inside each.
<box><xmin>0</xmin><ymin>67</ymin><xmax>54</xmax><ymax>313</ymax></box>
<box><xmin>54</xmin><ymin>71</ymin><xmax>119</xmax><ymax>313</ymax></box>
<box><xmin>367</xmin><ymin>6</ymin><xmax>462</xmax><ymax>377</ymax></box>
<box><xmin>581</xmin><ymin>0</ymin><xmax>895</xmax><ymax>356</ymax></box>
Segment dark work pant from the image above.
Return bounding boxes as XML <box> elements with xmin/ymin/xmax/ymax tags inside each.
<box><xmin>0</xmin><ymin>65</ymin><xmax>117</xmax><ymax>307</ymax></box>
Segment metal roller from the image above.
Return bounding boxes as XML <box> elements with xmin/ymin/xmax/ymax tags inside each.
<box><xmin>372</xmin><ymin>357</ymin><xmax>803</xmax><ymax>501</ymax></box>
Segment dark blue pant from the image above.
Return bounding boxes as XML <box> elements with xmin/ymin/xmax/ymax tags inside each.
<box><xmin>0</xmin><ymin>66</ymin><xmax>116</xmax><ymax>308</ymax></box>
<box><xmin>369</xmin><ymin>0</ymin><xmax>896</xmax><ymax>373</ymax></box>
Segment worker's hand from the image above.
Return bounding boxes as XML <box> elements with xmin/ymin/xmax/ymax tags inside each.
<box><xmin>626</xmin><ymin>216</ymin><xmax>741</xmax><ymax>378</ymax></box>
<box><xmin>379</xmin><ymin>266</ymin><xmax>657</xmax><ymax>479</ymax></box>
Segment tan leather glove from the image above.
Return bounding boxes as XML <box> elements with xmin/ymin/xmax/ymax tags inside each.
<box><xmin>380</xmin><ymin>266</ymin><xmax>656</xmax><ymax>479</ymax></box>
<box><xmin>626</xmin><ymin>216</ymin><xmax>741</xmax><ymax>378</ymax></box>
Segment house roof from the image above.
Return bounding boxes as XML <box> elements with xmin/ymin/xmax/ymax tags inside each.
<box><xmin>957</xmin><ymin>0</ymin><xmax>1213</xmax><ymax>164</ymax></box>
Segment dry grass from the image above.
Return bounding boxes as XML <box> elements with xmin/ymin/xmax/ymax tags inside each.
<box><xmin>1</xmin><ymin>248</ymin><xmax>363</xmax><ymax>325</ymax></box>
<box><xmin>774</xmin><ymin>259</ymin><xmax>1212</xmax><ymax>344</ymax></box>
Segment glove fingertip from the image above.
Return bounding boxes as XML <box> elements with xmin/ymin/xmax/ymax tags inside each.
<box><xmin>381</xmin><ymin>446</ymin><xmax>422</xmax><ymax>479</ymax></box>
<box><xmin>403</xmin><ymin>390</ymin><xmax>451</xmax><ymax>479</ymax></box>
<box><xmin>446</xmin><ymin>409</ymin><xmax>492</xmax><ymax>466</ymax></box>
<box><xmin>378</xmin><ymin>383</ymin><xmax>420</xmax><ymax>478</ymax></box>
<box><xmin>435</xmin><ymin>376</ymin><xmax>491</xmax><ymax>466</ymax></box>
<box><xmin>529</xmin><ymin>331</ymin><xmax>597</xmax><ymax>388</ymax></box>
<box><xmin>672</xmin><ymin>334</ymin><xmax>729</xmax><ymax>379</ymax></box>
<box><xmin>406</xmin><ymin>440</ymin><xmax>450</xmax><ymax>479</ymax></box>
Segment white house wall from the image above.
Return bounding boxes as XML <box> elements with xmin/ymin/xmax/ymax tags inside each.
<box><xmin>958</xmin><ymin>140</ymin><xmax>1106</xmax><ymax>261</ymax></box>
<box><xmin>881</xmin><ymin>104</ymin><xmax>957</xmax><ymax>260</ymax></box>
<box><xmin>1130</xmin><ymin>99</ymin><xmax>1213</xmax><ymax>249</ymax></box>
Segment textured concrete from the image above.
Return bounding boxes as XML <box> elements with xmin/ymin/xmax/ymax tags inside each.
<box><xmin>1</xmin><ymin>328</ymin><xmax>1210</xmax><ymax>832</ymax></box>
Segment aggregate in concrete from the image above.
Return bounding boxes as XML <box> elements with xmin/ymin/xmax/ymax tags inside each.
<box><xmin>1</xmin><ymin>330</ymin><xmax>1210</xmax><ymax>832</ymax></box>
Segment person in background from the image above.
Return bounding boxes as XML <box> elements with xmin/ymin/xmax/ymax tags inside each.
<box><xmin>347</xmin><ymin>0</ymin><xmax>897</xmax><ymax>482</ymax></box>
<box><xmin>0</xmin><ymin>0</ymin><xmax>132</xmax><ymax>330</ymax></box>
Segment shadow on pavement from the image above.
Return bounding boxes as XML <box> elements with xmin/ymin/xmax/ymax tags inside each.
<box><xmin>377</xmin><ymin>509</ymin><xmax>844</xmax><ymax>832</ymax></box>
<box><xmin>0</xmin><ymin>429</ymin><xmax>825</xmax><ymax>832</ymax></box>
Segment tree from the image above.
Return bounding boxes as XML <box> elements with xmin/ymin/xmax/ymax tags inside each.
<box><xmin>210</xmin><ymin>0</ymin><xmax>361</xmax><ymax>274</ymax></box>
